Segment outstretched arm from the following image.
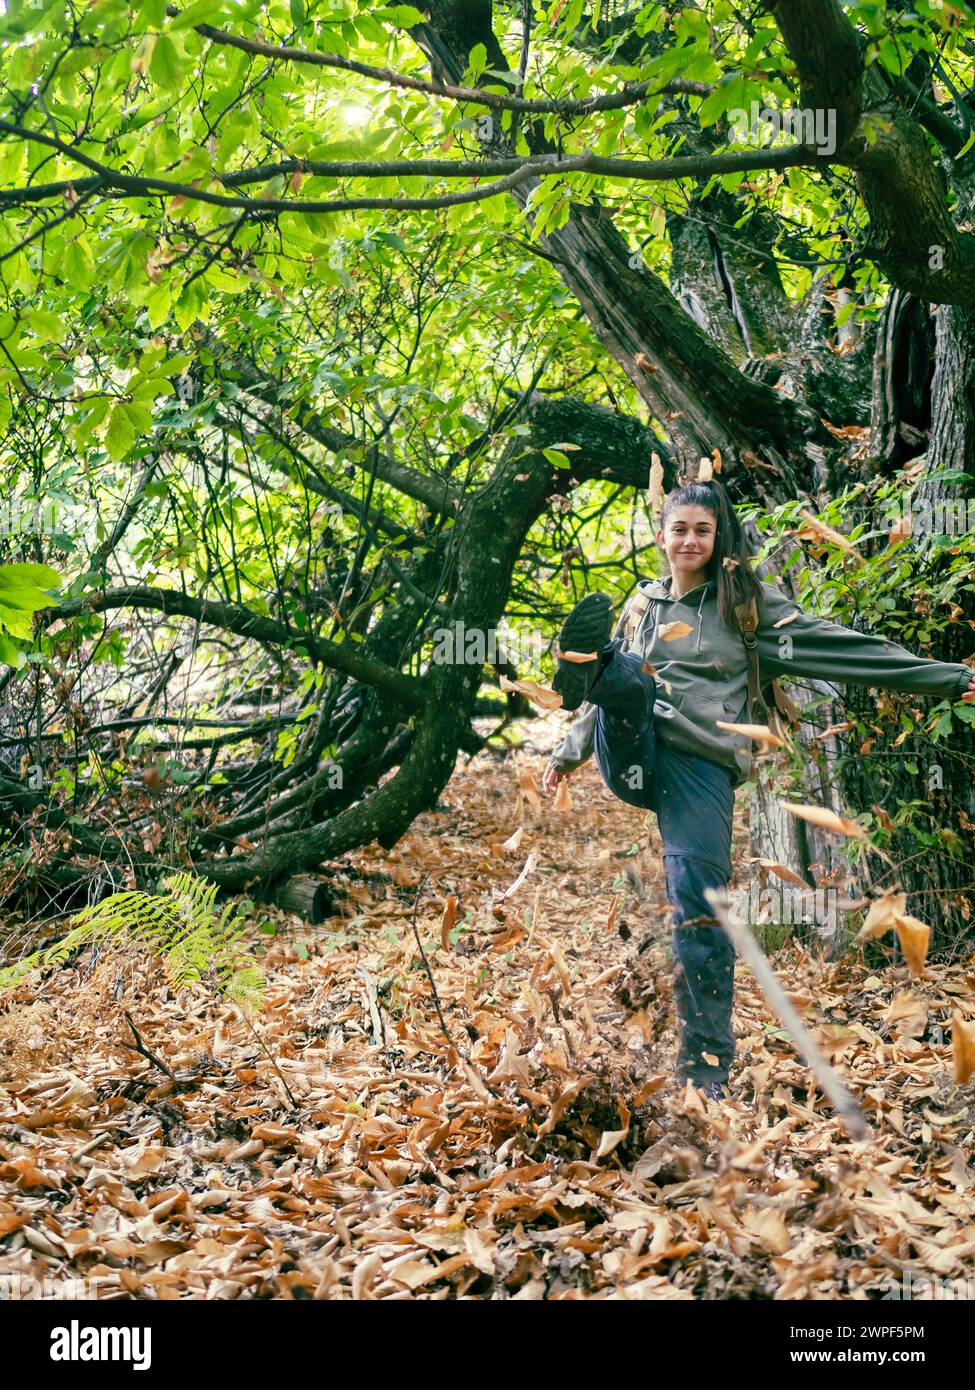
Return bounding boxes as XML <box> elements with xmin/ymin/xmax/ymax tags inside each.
<box><xmin>756</xmin><ymin>584</ymin><xmax>975</xmax><ymax>701</ymax></box>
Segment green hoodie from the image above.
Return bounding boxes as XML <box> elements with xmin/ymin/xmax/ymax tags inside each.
<box><xmin>550</xmin><ymin>575</ymin><xmax>972</xmax><ymax>789</ymax></box>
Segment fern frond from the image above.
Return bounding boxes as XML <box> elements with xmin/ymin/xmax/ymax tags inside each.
<box><xmin>0</xmin><ymin>873</ymin><xmax>264</xmax><ymax>1009</ymax></box>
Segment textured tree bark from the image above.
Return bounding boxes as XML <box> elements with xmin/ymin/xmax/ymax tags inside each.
<box><xmin>841</xmin><ymin>302</ymin><xmax>975</xmax><ymax>944</ymax></box>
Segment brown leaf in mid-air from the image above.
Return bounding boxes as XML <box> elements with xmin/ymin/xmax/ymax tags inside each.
<box><xmin>499</xmin><ymin>675</ymin><xmax>562</xmax><ymax>710</ymax></box>
<box><xmin>894</xmin><ymin>914</ymin><xmax>929</xmax><ymax>977</ymax></box>
<box><xmin>553</xmin><ymin>778</ymin><xmax>572</xmax><ymax>812</ymax></box>
<box><xmin>795</xmin><ymin>509</ymin><xmax>863</xmax><ymax>564</ymax></box>
<box><xmin>555</xmin><ymin>649</ymin><xmax>597</xmax><ymax>663</ymax></box>
<box><xmin>518</xmin><ymin>770</ymin><xmax>542</xmax><ymax>817</ymax></box>
<box><xmin>659</xmin><ymin>620</ymin><xmax>693</xmax><ymax>642</ymax></box>
<box><xmin>440</xmin><ymin>895</ymin><xmax>459</xmax><ymax>950</ymax></box>
<box><xmin>887</xmin><ymin>515</ymin><xmax>912</xmax><ymax>545</ymax></box>
<box><xmin>648</xmin><ymin>452</ymin><xmax>665</xmax><ymax>513</ymax></box>
<box><xmin>498</xmin><ymin>851</ymin><xmax>538</xmax><ymax>902</ymax></box>
<box><xmin>855</xmin><ymin>892</ymin><xmax>930</xmax><ymax>973</ymax></box>
<box><xmin>752</xmin><ymin>858</ymin><xmax>809</xmax><ymax>888</ymax></box>
<box><xmin>780</xmin><ymin>801</ymin><xmax>867</xmax><ymax>838</ymax></box>
<box><xmin>858</xmin><ymin>891</ymin><xmax>906</xmax><ymax>941</ymax></box>
<box><xmin>716</xmin><ymin>720</ymin><xmax>785</xmax><ymax>748</ymax></box>
<box><xmin>951</xmin><ymin>1013</ymin><xmax>975</xmax><ymax>1084</ymax></box>
<box><xmin>641</xmin><ymin>660</ymin><xmax>672</xmax><ymax>694</ymax></box>
<box><xmin>814</xmin><ymin>721</ymin><xmax>856</xmax><ymax>741</ymax></box>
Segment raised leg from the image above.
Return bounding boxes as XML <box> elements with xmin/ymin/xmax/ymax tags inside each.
<box><xmin>585</xmin><ymin>643</ymin><xmax>657</xmax><ymax>808</ymax></box>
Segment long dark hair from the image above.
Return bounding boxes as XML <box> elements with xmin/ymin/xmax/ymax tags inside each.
<box><xmin>658</xmin><ymin>478</ymin><xmax>765</xmax><ymax>635</ymax></box>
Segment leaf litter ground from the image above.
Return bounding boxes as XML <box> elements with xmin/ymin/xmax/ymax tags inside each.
<box><xmin>2</xmin><ymin>732</ymin><xmax>974</xmax><ymax>1300</ymax></box>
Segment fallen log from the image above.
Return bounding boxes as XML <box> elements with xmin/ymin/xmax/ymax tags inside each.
<box><xmin>270</xmin><ymin>876</ymin><xmax>336</xmax><ymax>924</ymax></box>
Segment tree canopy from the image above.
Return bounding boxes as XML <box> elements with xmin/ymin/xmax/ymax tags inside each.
<box><xmin>1</xmin><ymin>0</ymin><xmax>973</xmax><ymax>940</ymax></box>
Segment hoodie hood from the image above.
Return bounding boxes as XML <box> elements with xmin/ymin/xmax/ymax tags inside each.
<box><xmin>638</xmin><ymin>575</ymin><xmax>713</xmax><ymax>653</ymax></box>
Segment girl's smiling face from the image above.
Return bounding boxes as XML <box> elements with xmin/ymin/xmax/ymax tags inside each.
<box><xmin>656</xmin><ymin>504</ymin><xmax>717</xmax><ymax>591</ymax></box>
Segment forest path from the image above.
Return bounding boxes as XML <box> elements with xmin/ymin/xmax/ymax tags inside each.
<box><xmin>1</xmin><ymin>718</ymin><xmax>974</xmax><ymax>1300</ymax></box>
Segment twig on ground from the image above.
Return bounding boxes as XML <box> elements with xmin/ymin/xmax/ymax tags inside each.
<box><xmin>122</xmin><ymin>1010</ymin><xmax>176</xmax><ymax>1080</ymax></box>
<box><xmin>409</xmin><ymin>877</ymin><xmax>498</xmax><ymax>1101</ymax></box>
<box><xmin>234</xmin><ymin>1005</ymin><xmax>298</xmax><ymax>1109</ymax></box>
<box><xmin>357</xmin><ymin>964</ymin><xmax>386</xmax><ymax>1046</ymax></box>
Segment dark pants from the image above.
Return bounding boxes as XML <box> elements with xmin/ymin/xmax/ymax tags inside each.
<box><xmin>586</xmin><ymin>645</ymin><xmax>736</xmax><ymax>1086</ymax></box>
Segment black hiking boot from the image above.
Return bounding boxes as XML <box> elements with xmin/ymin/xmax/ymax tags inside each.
<box><xmin>552</xmin><ymin>593</ymin><xmax>615</xmax><ymax>712</ymax></box>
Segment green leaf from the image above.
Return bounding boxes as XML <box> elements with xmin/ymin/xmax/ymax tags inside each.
<box><xmin>0</xmin><ymin>631</ymin><xmax>22</xmax><ymax>667</ymax></box>
<box><xmin>0</xmin><ymin>605</ymin><xmax>33</xmax><ymax>640</ymax></box>
<box><xmin>954</xmin><ymin>128</ymin><xmax>975</xmax><ymax>162</ymax></box>
<box><xmin>0</xmin><ymin>565</ymin><xmax>60</xmax><ymax>638</ymax></box>
<box><xmin>373</xmin><ymin>5</ymin><xmax>425</xmax><ymax>23</ymax></box>
<box><xmin>26</xmin><ymin>308</ymin><xmax>66</xmax><ymax>344</ymax></box>
<box><xmin>146</xmin><ymin>281</ymin><xmax>175</xmax><ymax>330</ymax></box>
<box><xmin>150</xmin><ymin>35</ymin><xmax>183</xmax><ymax>88</ymax></box>
<box><xmin>169</xmin><ymin>0</ymin><xmax>226</xmax><ymax>31</ymax></box>
<box><xmin>62</xmin><ymin>237</ymin><xmax>94</xmax><ymax>291</ymax></box>
<box><xmin>543</xmin><ymin>448</ymin><xmax>571</xmax><ymax>468</ymax></box>
<box><xmin>0</xmin><ymin>562</ymin><xmax>61</xmax><ymax>600</ymax></box>
<box><xmin>467</xmin><ymin>41</ymin><xmax>487</xmax><ymax>78</ymax></box>
<box><xmin>105</xmin><ymin>403</ymin><xmax>136</xmax><ymax>461</ymax></box>
<box><xmin>698</xmin><ymin>73</ymin><xmax>752</xmax><ymax>129</ymax></box>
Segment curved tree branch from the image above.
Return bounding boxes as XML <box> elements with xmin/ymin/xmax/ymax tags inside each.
<box><xmin>50</xmin><ymin>587</ymin><xmax>427</xmax><ymax>711</ymax></box>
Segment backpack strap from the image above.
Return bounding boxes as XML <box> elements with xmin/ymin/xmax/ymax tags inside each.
<box><xmin>735</xmin><ymin>594</ymin><xmax>770</xmax><ymax>723</ymax></box>
<box><xmin>621</xmin><ymin>589</ymin><xmax>652</xmax><ymax>646</ymax></box>
<box><xmin>735</xmin><ymin>592</ymin><xmax>800</xmax><ymax>735</ymax></box>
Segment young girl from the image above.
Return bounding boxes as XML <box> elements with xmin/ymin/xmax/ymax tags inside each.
<box><xmin>541</xmin><ymin>479</ymin><xmax>975</xmax><ymax>1100</ymax></box>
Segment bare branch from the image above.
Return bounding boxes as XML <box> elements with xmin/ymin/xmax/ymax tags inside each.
<box><xmin>166</xmin><ymin>5</ymin><xmax>710</xmax><ymax>114</ymax></box>
<box><xmin>50</xmin><ymin>587</ymin><xmax>427</xmax><ymax>711</ymax></box>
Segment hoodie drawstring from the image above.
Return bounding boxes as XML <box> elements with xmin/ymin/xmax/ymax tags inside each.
<box><xmin>695</xmin><ymin>586</ymin><xmax>707</xmax><ymax>654</ymax></box>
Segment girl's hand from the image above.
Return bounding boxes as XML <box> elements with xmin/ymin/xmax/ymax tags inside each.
<box><xmin>961</xmin><ymin>675</ymin><xmax>975</xmax><ymax>704</ymax></box>
<box><xmin>542</xmin><ymin>761</ymin><xmax>568</xmax><ymax>794</ymax></box>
